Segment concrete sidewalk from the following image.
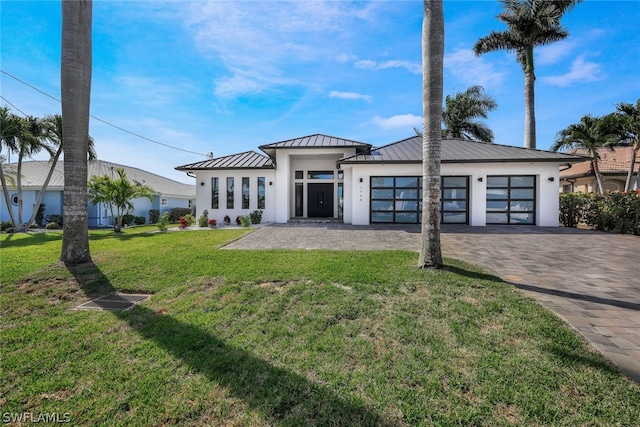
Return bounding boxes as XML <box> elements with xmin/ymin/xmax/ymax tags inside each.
<box><xmin>222</xmin><ymin>223</ymin><xmax>640</xmax><ymax>383</ymax></box>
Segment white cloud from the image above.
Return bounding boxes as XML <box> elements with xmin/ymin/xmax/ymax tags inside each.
<box><xmin>328</xmin><ymin>91</ymin><xmax>372</xmax><ymax>103</ymax></box>
<box><xmin>355</xmin><ymin>59</ymin><xmax>421</xmax><ymax>74</ymax></box>
<box><xmin>541</xmin><ymin>56</ymin><xmax>603</xmax><ymax>87</ymax></box>
<box><xmin>371</xmin><ymin>114</ymin><xmax>422</xmax><ymax>130</ymax></box>
<box><xmin>536</xmin><ymin>40</ymin><xmax>576</xmax><ymax>66</ymax></box>
<box><xmin>181</xmin><ymin>2</ymin><xmax>375</xmax><ymax>99</ymax></box>
<box><xmin>444</xmin><ymin>49</ymin><xmax>506</xmax><ymax>89</ymax></box>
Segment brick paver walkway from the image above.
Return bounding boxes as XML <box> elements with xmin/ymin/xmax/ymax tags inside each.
<box><xmin>222</xmin><ymin>223</ymin><xmax>640</xmax><ymax>383</ymax></box>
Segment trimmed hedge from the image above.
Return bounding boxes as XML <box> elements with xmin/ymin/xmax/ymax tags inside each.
<box><xmin>559</xmin><ymin>191</ymin><xmax>640</xmax><ymax>235</ymax></box>
<box><xmin>169</xmin><ymin>208</ymin><xmax>192</xmax><ymax>223</ymax></box>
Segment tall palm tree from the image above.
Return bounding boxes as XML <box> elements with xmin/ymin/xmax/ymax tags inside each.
<box><xmin>551</xmin><ymin>115</ymin><xmax>616</xmax><ymax>195</ymax></box>
<box><xmin>15</xmin><ymin>116</ymin><xmax>52</xmax><ymax>230</ymax></box>
<box><xmin>0</xmin><ymin>107</ymin><xmax>21</xmax><ymax>227</ymax></box>
<box><xmin>474</xmin><ymin>0</ymin><xmax>581</xmax><ymax>149</ymax></box>
<box><xmin>61</xmin><ymin>0</ymin><xmax>93</xmax><ymax>264</ymax></box>
<box><xmin>442</xmin><ymin>85</ymin><xmax>497</xmax><ymax>142</ymax></box>
<box><xmin>613</xmin><ymin>100</ymin><xmax>640</xmax><ymax>191</ymax></box>
<box><xmin>419</xmin><ymin>0</ymin><xmax>444</xmax><ymax>269</ymax></box>
<box><xmin>24</xmin><ymin>114</ymin><xmax>97</xmax><ymax>228</ymax></box>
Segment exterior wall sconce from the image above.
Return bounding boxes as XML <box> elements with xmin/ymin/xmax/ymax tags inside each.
<box><xmin>548</xmin><ymin>177</ymin><xmax>555</xmax><ymax>182</ymax></box>
<box><xmin>200</xmin><ymin>182</ymin><xmax>205</xmax><ymax>186</ymax></box>
<box><xmin>359</xmin><ymin>178</ymin><xmax>363</xmax><ymax>183</ymax></box>
<box><xmin>477</xmin><ymin>177</ymin><xmax>483</xmax><ymax>182</ymax></box>
<box><xmin>269</xmin><ymin>181</ymin><xmax>273</xmax><ymax>186</ymax></box>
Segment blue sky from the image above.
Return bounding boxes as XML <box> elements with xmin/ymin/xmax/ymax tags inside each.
<box><xmin>1</xmin><ymin>0</ymin><xmax>639</xmax><ymax>184</ymax></box>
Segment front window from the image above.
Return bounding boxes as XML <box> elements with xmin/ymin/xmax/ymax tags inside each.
<box><xmin>257</xmin><ymin>177</ymin><xmax>265</xmax><ymax>209</ymax></box>
<box><xmin>227</xmin><ymin>177</ymin><xmax>234</xmax><ymax>209</ymax></box>
<box><xmin>211</xmin><ymin>177</ymin><xmax>219</xmax><ymax>209</ymax></box>
<box><xmin>161</xmin><ymin>197</ymin><xmax>168</xmax><ymax>206</ymax></box>
<box><xmin>242</xmin><ymin>177</ymin><xmax>250</xmax><ymax>209</ymax></box>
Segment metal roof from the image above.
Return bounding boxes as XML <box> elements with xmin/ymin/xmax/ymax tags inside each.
<box><xmin>175</xmin><ymin>150</ymin><xmax>274</xmax><ymax>171</ymax></box>
<box><xmin>259</xmin><ymin>134</ymin><xmax>371</xmax><ymax>157</ymax></box>
<box><xmin>338</xmin><ymin>136</ymin><xmax>588</xmax><ymax>165</ymax></box>
<box><xmin>3</xmin><ymin>160</ymin><xmax>195</xmax><ymax>198</ymax></box>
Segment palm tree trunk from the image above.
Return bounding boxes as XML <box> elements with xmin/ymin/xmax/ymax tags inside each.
<box><xmin>26</xmin><ymin>146</ymin><xmax>63</xmax><ymax>228</ymax></box>
<box><xmin>0</xmin><ymin>164</ymin><xmax>18</xmax><ymax>227</ymax></box>
<box><xmin>419</xmin><ymin>0</ymin><xmax>444</xmax><ymax>269</ymax></box>
<box><xmin>625</xmin><ymin>149</ymin><xmax>636</xmax><ymax>191</ymax></box>
<box><xmin>60</xmin><ymin>0</ymin><xmax>93</xmax><ymax>264</ymax></box>
<box><xmin>16</xmin><ymin>149</ymin><xmax>25</xmax><ymax>230</ymax></box>
<box><xmin>523</xmin><ymin>48</ymin><xmax>536</xmax><ymax>149</ymax></box>
<box><xmin>592</xmin><ymin>159</ymin><xmax>605</xmax><ymax>195</ymax></box>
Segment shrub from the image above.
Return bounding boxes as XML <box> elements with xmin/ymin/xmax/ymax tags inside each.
<box><xmin>249</xmin><ymin>209</ymin><xmax>263</xmax><ymax>224</ymax></box>
<box><xmin>134</xmin><ymin>216</ymin><xmax>146</xmax><ymax>225</ymax></box>
<box><xmin>208</xmin><ymin>218</ymin><xmax>217</xmax><ymax>227</ymax></box>
<box><xmin>46</xmin><ymin>215</ymin><xmax>63</xmax><ymax>227</ymax></box>
<box><xmin>122</xmin><ymin>214</ymin><xmax>135</xmax><ymax>226</ymax></box>
<box><xmin>45</xmin><ymin>222</ymin><xmax>61</xmax><ymax>230</ymax></box>
<box><xmin>223</xmin><ymin>215</ymin><xmax>231</xmax><ymax>225</ymax></box>
<box><xmin>170</xmin><ymin>208</ymin><xmax>192</xmax><ymax>223</ymax></box>
<box><xmin>178</xmin><ymin>216</ymin><xmax>189</xmax><ymax>229</ymax></box>
<box><xmin>1</xmin><ymin>221</ymin><xmax>13</xmax><ymax>231</ymax></box>
<box><xmin>29</xmin><ymin>223</ymin><xmax>38</xmax><ymax>229</ymax></box>
<box><xmin>559</xmin><ymin>193</ymin><xmax>586</xmax><ymax>228</ymax></box>
<box><xmin>184</xmin><ymin>214</ymin><xmax>196</xmax><ymax>226</ymax></box>
<box><xmin>235</xmin><ymin>215</ymin><xmax>242</xmax><ymax>225</ymax></box>
<box><xmin>149</xmin><ymin>209</ymin><xmax>160</xmax><ymax>224</ymax></box>
<box><xmin>4</xmin><ymin>226</ymin><xmax>16</xmax><ymax>233</ymax></box>
<box><xmin>156</xmin><ymin>212</ymin><xmax>170</xmax><ymax>232</ymax></box>
<box><xmin>198</xmin><ymin>210</ymin><xmax>209</xmax><ymax>228</ymax></box>
<box><xmin>240</xmin><ymin>215</ymin><xmax>251</xmax><ymax>227</ymax></box>
<box><xmin>35</xmin><ymin>203</ymin><xmax>46</xmax><ymax>226</ymax></box>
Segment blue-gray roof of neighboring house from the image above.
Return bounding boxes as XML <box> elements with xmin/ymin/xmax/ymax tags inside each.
<box><xmin>3</xmin><ymin>160</ymin><xmax>195</xmax><ymax>198</ymax></box>
<box><xmin>175</xmin><ymin>151</ymin><xmax>274</xmax><ymax>171</ymax></box>
<box><xmin>338</xmin><ymin>136</ymin><xmax>588</xmax><ymax>164</ymax></box>
<box><xmin>258</xmin><ymin>134</ymin><xmax>371</xmax><ymax>157</ymax></box>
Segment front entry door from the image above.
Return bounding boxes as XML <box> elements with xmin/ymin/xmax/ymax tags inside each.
<box><xmin>307</xmin><ymin>183</ymin><xmax>334</xmax><ymax>217</ymax></box>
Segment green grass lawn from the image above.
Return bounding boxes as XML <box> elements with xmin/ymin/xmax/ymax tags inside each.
<box><xmin>1</xmin><ymin>227</ymin><xmax>639</xmax><ymax>426</ymax></box>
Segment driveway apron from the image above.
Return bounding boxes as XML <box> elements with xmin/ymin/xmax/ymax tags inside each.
<box><xmin>223</xmin><ymin>223</ymin><xmax>640</xmax><ymax>383</ymax></box>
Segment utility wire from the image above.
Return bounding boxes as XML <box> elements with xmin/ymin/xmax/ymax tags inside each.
<box><xmin>1</xmin><ymin>69</ymin><xmax>209</xmax><ymax>157</ymax></box>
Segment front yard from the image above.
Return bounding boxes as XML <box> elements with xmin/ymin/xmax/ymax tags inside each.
<box><xmin>1</xmin><ymin>227</ymin><xmax>639</xmax><ymax>425</ymax></box>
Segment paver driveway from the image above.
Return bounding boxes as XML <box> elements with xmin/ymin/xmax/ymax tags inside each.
<box><xmin>223</xmin><ymin>223</ymin><xmax>640</xmax><ymax>382</ymax></box>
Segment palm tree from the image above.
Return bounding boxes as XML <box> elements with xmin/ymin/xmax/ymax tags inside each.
<box><xmin>612</xmin><ymin>100</ymin><xmax>640</xmax><ymax>191</ymax></box>
<box><xmin>419</xmin><ymin>0</ymin><xmax>444</xmax><ymax>269</ymax></box>
<box><xmin>88</xmin><ymin>168</ymin><xmax>153</xmax><ymax>232</ymax></box>
<box><xmin>24</xmin><ymin>114</ymin><xmax>97</xmax><ymax>229</ymax></box>
<box><xmin>442</xmin><ymin>85</ymin><xmax>497</xmax><ymax>142</ymax></box>
<box><xmin>61</xmin><ymin>0</ymin><xmax>93</xmax><ymax>264</ymax></box>
<box><xmin>0</xmin><ymin>107</ymin><xmax>21</xmax><ymax>227</ymax></box>
<box><xmin>551</xmin><ymin>115</ymin><xmax>616</xmax><ymax>195</ymax></box>
<box><xmin>15</xmin><ymin>116</ymin><xmax>52</xmax><ymax>230</ymax></box>
<box><xmin>474</xmin><ymin>0</ymin><xmax>581</xmax><ymax>149</ymax></box>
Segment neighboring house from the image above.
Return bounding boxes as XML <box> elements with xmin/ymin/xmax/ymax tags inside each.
<box><xmin>559</xmin><ymin>146</ymin><xmax>639</xmax><ymax>193</ymax></box>
<box><xmin>1</xmin><ymin>160</ymin><xmax>195</xmax><ymax>227</ymax></box>
<box><xmin>176</xmin><ymin>134</ymin><xmax>583</xmax><ymax>227</ymax></box>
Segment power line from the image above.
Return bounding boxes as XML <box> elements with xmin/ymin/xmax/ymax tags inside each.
<box><xmin>0</xmin><ymin>69</ymin><xmax>209</xmax><ymax>157</ymax></box>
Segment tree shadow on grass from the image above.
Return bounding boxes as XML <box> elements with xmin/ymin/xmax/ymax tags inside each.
<box><xmin>66</xmin><ymin>261</ymin><xmax>396</xmax><ymax>426</ymax></box>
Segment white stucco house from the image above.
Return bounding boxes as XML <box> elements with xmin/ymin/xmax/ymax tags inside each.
<box><xmin>176</xmin><ymin>134</ymin><xmax>584</xmax><ymax>227</ymax></box>
<box><xmin>1</xmin><ymin>160</ymin><xmax>195</xmax><ymax>227</ymax></box>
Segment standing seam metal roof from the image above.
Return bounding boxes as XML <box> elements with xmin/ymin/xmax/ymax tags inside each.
<box><xmin>258</xmin><ymin>134</ymin><xmax>371</xmax><ymax>149</ymax></box>
<box><xmin>338</xmin><ymin>136</ymin><xmax>587</xmax><ymax>164</ymax></box>
<box><xmin>175</xmin><ymin>150</ymin><xmax>274</xmax><ymax>170</ymax></box>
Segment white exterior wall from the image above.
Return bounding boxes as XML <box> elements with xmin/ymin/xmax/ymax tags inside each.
<box><xmin>273</xmin><ymin>148</ymin><xmax>357</xmax><ymax>222</ymax></box>
<box><xmin>192</xmin><ymin>170</ymin><xmax>277</xmax><ymax>224</ymax></box>
<box><xmin>344</xmin><ymin>161</ymin><xmax>562</xmax><ymax>227</ymax></box>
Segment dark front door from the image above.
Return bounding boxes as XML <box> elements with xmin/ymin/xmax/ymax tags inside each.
<box><xmin>308</xmin><ymin>183</ymin><xmax>333</xmax><ymax>217</ymax></box>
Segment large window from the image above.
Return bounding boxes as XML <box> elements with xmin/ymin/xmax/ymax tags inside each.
<box><xmin>227</xmin><ymin>177</ymin><xmax>234</xmax><ymax>209</ymax></box>
<box><xmin>308</xmin><ymin>171</ymin><xmax>334</xmax><ymax>179</ymax></box>
<box><xmin>242</xmin><ymin>177</ymin><xmax>250</xmax><ymax>209</ymax></box>
<box><xmin>257</xmin><ymin>177</ymin><xmax>265</xmax><ymax>209</ymax></box>
<box><xmin>486</xmin><ymin>176</ymin><xmax>535</xmax><ymax>224</ymax></box>
<box><xmin>211</xmin><ymin>177</ymin><xmax>219</xmax><ymax>209</ymax></box>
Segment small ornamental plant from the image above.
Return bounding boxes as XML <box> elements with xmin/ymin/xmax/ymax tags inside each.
<box><xmin>223</xmin><ymin>215</ymin><xmax>231</xmax><ymax>225</ymax></box>
<box><xmin>208</xmin><ymin>218</ymin><xmax>217</xmax><ymax>227</ymax></box>
<box><xmin>178</xmin><ymin>216</ymin><xmax>189</xmax><ymax>229</ymax></box>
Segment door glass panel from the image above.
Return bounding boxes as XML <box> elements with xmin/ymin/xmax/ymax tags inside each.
<box><xmin>396</xmin><ymin>177</ymin><xmax>418</xmax><ymax>188</ymax></box>
<box><xmin>487</xmin><ymin>213</ymin><xmax>508</xmax><ymax>223</ymax></box>
<box><xmin>510</xmin><ymin>201</ymin><xmax>534</xmax><ymax>211</ymax></box>
<box><xmin>372</xmin><ymin>177</ymin><xmax>394</xmax><ymax>187</ymax></box>
<box><xmin>372</xmin><ymin>200</ymin><xmax>393</xmax><ymax>211</ymax></box>
<box><xmin>487</xmin><ymin>176</ymin><xmax>508</xmax><ymax>187</ymax></box>
<box><xmin>443</xmin><ymin>212</ymin><xmax>467</xmax><ymax>223</ymax></box>
<box><xmin>395</xmin><ymin>212</ymin><xmax>418</xmax><ymax>223</ymax></box>
<box><xmin>395</xmin><ymin>200</ymin><xmax>418</xmax><ymax>211</ymax></box>
<box><xmin>372</xmin><ymin>189</ymin><xmax>394</xmax><ymax>199</ymax></box>
<box><xmin>511</xmin><ymin>176</ymin><xmax>535</xmax><ymax>187</ymax></box>
<box><xmin>487</xmin><ymin>189</ymin><xmax>508</xmax><ymax>199</ymax></box>
<box><xmin>442</xmin><ymin>176</ymin><xmax>467</xmax><ymax>188</ymax></box>
<box><xmin>395</xmin><ymin>189</ymin><xmax>418</xmax><ymax>199</ymax></box>
<box><xmin>443</xmin><ymin>188</ymin><xmax>467</xmax><ymax>199</ymax></box>
<box><xmin>510</xmin><ymin>213</ymin><xmax>534</xmax><ymax>224</ymax></box>
<box><xmin>511</xmin><ymin>188</ymin><xmax>534</xmax><ymax>199</ymax></box>
<box><xmin>371</xmin><ymin>212</ymin><xmax>393</xmax><ymax>222</ymax></box>
<box><xmin>487</xmin><ymin>201</ymin><xmax>508</xmax><ymax>211</ymax></box>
